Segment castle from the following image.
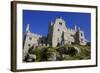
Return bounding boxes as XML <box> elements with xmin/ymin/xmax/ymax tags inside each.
<box><xmin>23</xmin><ymin>17</ymin><xmax>87</xmax><ymax>59</ymax></box>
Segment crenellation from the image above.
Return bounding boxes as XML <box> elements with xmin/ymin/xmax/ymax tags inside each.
<box><xmin>23</xmin><ymin>17</ymin><xmax>87</xmax><ymax>59</ymax></box>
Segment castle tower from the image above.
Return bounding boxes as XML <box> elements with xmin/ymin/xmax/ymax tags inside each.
<box><xmin>48</xmin><ymin>17</ymin><xmax>67</xmax><ymax>47</ymax></box>
<box><xmin>78</xmin><ymin>26</ymin><xmax>80</xmax><ymax>31</ymax></box>
<box><xmin>47</xmin><ymin>21</ymin><xmax>54</xmax><ymax>45</ymax></box>
<box><xmin>23</xmin><ymin>23</ymin><xmax>43</xmax><ymax>60</ymax></box>
<box><xmin>74</xmin><ymin>25</ymin><xmax>77</xmax><ymax>31</ymax></box>
<box><xmin>23</xmin><ymin>24</ymin><xmax>30</xmax><ymax>60</ymax></box>
<box><xmin>75</xmin><ymin>26</ymin><xmax>86</xmax><ymax>45</ymax></box>
<box><xmin>26</xmin><ymin>24</ymin><xmax>30</xmax><ymax>33</ymax></box>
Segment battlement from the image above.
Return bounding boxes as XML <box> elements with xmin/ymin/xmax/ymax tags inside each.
<box><xmin>26</xmin><ymin>32</ymin><xmax>42</xmax><ymax>38</ymax></box>
<box><xmin>24</xmin><ymin>17</ymin><xmax>87</xmax><ymax>49</ymax></box>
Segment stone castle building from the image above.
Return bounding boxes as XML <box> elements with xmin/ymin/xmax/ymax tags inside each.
<box><xmin>23</xmin><ymin>17</ymin><xmax>87</xmax><ymax>59</ymax></box>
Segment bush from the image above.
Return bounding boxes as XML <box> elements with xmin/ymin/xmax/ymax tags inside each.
<box><xmin>67</xmin><ymin>47</ymin><xmax>78</xmax><ymax>56</ymax></box>
<box><xmin>46</xmin><ymin>47</ymin><xmax>56</xmax><ymax>58</ymax></box>
<box><xmin>25</xmin><ymin>44</ymin><xmax>91</xmax><ymax>61</ymax></box>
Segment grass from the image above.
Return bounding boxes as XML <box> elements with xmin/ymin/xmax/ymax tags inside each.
<box><xmin>25</xmin><ymin>44</ymin><xmax>91</xmax><ymax>62</ymax></box>
<box><xmin>62</xmin><ymin>44</ymin><xmax>91</xmax><ymax>60</ymax></box>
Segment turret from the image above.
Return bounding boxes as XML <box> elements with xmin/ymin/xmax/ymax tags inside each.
<box><xmin>26</xmin><ymin>24</ymin><xmax>30</xmax><ymax>33</ymax></box>
<box><xmin>50</xmin><ymin>21</ymin><xmax>53</xmax><ymax>26</ymax></box>
<box><xmin>74</xmin><ymin>25</ymin><xmax>77</xmax><ymax>31</ymax></box>
<box><xmin>78</xmin><ymin>26</ymin><xmax>80</xmax><ymax>31</ymax></box>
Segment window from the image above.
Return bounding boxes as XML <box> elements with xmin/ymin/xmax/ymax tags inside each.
<box><xmin>59</xmin><ymin>22</ymin><xmax>62</xmax><ymax>25</ymax></box>
<box><xmin>28</xmin><ymin>44</ymin><xmax>31</xmax><ymax>47</ymax></box>
<box><xmin>58</xmin><ymin>29</ymin><xmax>60</xmax><ymax>31</ymax></box>
<box><xmin>81</xmin><ymin>39</ymin><xmax>83</xmax><ymax>42</ymax></box>
<box><xmin>29</xmin><ymin>37</ymin><xmax>32</xmax><ymax>40</ymax></box>
<box><xmin>81</xmin><ymin>33</ymin><xmax>83</xmax><ymax>36</ymax></box>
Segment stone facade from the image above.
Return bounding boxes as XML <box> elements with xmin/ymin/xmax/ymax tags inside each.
<box><xmin>47</xmin><ymin>17</ymin><xmax>87</xmax><ymax>47</ymax></box>
<box><xmin>23</xmin><ymin>17</ymin><xmax>87</xmax><ymax>59</ymax></box>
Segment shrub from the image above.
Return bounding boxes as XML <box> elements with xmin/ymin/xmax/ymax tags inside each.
<box><xmin>67</xmin><ymin>47</ymin><xmax>78</xmax><ymax>56</ymax></box>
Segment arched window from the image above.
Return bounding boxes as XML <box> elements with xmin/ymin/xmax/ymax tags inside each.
<box><xmin>29</xmin><ymin>37</ymin><xmax>32</xmax><ymax>40</ymax></box>
<box><xmin>81</xmin><ymin>38</ymin><xmax>83</xmax><ymax>42</ymax></box>
<box><xmin>58</xmin><ymin>29</ymin><xmax>60</xmax><ymax>31</ymax></box>
<box><xmin>28</xmin><ymin>44</ymin><xmax>31</xmax><ymax>47</ymax></box>
<box><xmin>59</xmin><ymin>22</ymin><xmax>62</xmax><ymax>25</ymax></box>
<box><xmin>81</xmin><ymin>33</ymin><xmax>83</xmax><ymax>36</ymax></box>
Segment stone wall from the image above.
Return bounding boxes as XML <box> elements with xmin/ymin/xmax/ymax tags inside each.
<box><xmin>23</xmin><ymin>17</ymin><xmax>87</xmax><ymax>59</ymax></box>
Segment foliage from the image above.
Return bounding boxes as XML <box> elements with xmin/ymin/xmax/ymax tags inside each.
<box><xmin>25</xmin><ymin>44</ymin><xmax>91</xmax><ymax>62</ymax></box>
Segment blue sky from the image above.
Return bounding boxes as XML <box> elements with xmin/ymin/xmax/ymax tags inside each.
<box><xmin>23</xmin><ymin>10</ymin><xmax>91</xmax><ymax>42</ymax></box>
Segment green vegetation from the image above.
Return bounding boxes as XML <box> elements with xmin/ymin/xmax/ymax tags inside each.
<box><xmin>63</xmin><ymin>44</ymin><xmax>91</xmax><ymax>60</ymax></box>
<box><xmin>25</xmin><ymin>44</ymin><xmax>91</xmax><ymax>62</ymax></box>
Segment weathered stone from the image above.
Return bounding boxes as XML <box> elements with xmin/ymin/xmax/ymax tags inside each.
<box><xmin>29</xmin><ymin>54</ymin><xmax>36</xmax><ymax>59</ymax></box>
<box><xmin>47</xmin><ymin>52</ymin><xmax>56</xmax><ymax>61</ymax></box>
<box><xmin>73</xmin><ymin>46</ymin><xmax>80</xmax><ymax>53</ymax></box>
<box><xmin>23</xmin><ymin>17</ymin><xmax>87</xmax><ymax>60</ymax></box>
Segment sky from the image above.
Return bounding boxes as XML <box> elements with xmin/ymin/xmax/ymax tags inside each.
<box><xmin>23</xmin><ymin>10</ymin><xmax>91</xmax><ymax>42</ymax></box>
